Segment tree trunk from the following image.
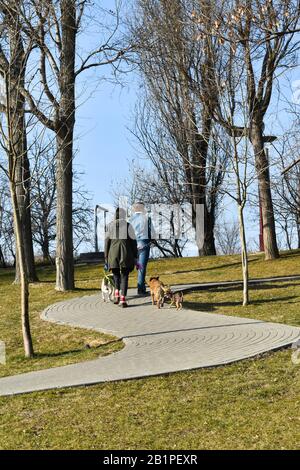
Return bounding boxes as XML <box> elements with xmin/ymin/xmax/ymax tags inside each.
<box><xmin>5</xmin><ymin>43</ymin><xmax>34</xmax><ymax>356</ymax></box>
<box><xmin>250</xmin><ymin>122</ymin><xmax>279</xmax><ymax>260</ymax></box>
<box><xmin>14</xmin><ymin>158</ymin><xmax>38</xmax><ymax>283</ymax></box>
<box><xmin>198</xmin><ymin>207</ymin><xmax>217</xmax><ymax>256</ymax></box>
<box><xmin>232</xmin><ymin>132</ymin><xmax>249</xmax><ymax>306</ymax></box>
<box><xmin>14</xmin><ymin>242</ymin><xmax>20</xmax><ymax>282</ymax></box>
<box><xmin>11</xmin><ymin>18</ymin><xmax>38</xmax><ymax>284</ymax></box>
<box><xmin>0</xmin><ymin>245</ymin><xmax>6</xmax><ymax>268</ymax></box>
<box><xmin>283</xmin><ymin>221</ymin><xmax>292</xmax><ymax>250</ymax></box>
<box><xmin>297</xmin><ymin>177</ymin><xmax>300</xmax><ymax>249</ymax></box>
<box><xmin>42</xmin><ymin>231</ymin><xmax>51</xmax><ymax>263</ymax></box>
<box><xmin>10</xmin><ymin>183</ymin><xmax>34</xmax><ymax>358</ymax></box>
<box><xmin>55</xmin><ymin>128</ymin><xmax>74</xmax><ymax>290</ymax></box>
<box><xmin>238</xmin><ymin>205</ymin><xmax>249</xmax><ymax>306</ymax></box>
<box><xmin>55</xmin><ymin>0</ymin><xmax>76</xmax><ymax>291</ymax></box>
<box><xmin>22</xmin><ymin>147</ymin><xmax>38</xmax><ymax>281</ymax></box>
<box><xmin>192</xmin><ymin>116</ymin><xmax>217</xmax><ymax>256</ymax></box>
<box><xmin>296</xmin><ymin>216</ymin><xmax>300</xmax><ymax>250</ymax></box>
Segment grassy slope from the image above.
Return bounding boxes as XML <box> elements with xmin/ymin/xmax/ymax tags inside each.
<box><xmin>0</xmin><ymin>251</ymin><xmax>299</xmax><ymax>449</ymax></box>
<box><xmin>144</xmin><ymin>249</ymin><xmax>300</xmax><ymax>285</ymax></box>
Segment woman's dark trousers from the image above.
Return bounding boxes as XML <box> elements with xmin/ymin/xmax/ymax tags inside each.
<box><xmin>112</xmin><ymin>268</ymin><xmax>130</xmax><ymax>296</ymax></box>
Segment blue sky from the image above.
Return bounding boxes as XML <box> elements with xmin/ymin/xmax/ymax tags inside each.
<box><xmin>75</xmin><ymin>77</ymin><xmax>137</xmax><ymax>207</ymax></box>
<box><xmin>75</xmin><ymin>61</ymin><xmax>136</xmax><ymax>204</ymax></box>
<box><xmin>74</xmin><ymin>0</ymin><xmax>137</xmax><ymax>208</ymax></box>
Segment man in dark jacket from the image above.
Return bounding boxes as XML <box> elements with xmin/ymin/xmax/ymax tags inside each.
<box><xmin>105</xmin><ymin>208</ymin><xmax>138</xmax><ymax>308</ymax></box>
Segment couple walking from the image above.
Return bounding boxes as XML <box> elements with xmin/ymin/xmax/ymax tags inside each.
<box><xmin>104</xmin><ymin>203</ymin><xmax>155</xmax><ymax>308</ymax></box>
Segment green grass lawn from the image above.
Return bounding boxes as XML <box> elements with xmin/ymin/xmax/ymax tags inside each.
<box><xmin>0</xmin><ymin>251</ymin><xmax>299</xmax><ymax>449</ymax></box>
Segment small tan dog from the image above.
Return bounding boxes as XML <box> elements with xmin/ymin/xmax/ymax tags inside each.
<box><xmin>167</xmin><ymin>291</ymin><xmax>184</xmax><ymax>310</ymax></box>
<box><xmin>148</xmin><ymin>276</ymin><xmax>167</xmax><ymax>309</ymax></box>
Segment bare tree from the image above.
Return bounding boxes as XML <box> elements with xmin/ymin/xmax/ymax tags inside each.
<box><xmin>30</xmin><ymin>142</ymin><xmax>94</xmax><ymax>262</ymax></box>
<box><xmin>30</xmin><ymin>142</ymin><xmax>56</xmax><ymax>262</ymax></box>
<box><xmin>203</xmin><ymin>0</ymin><xmax>300</xmax><ymax>260</ymax></box>
<box><xmin>0</xmin><ymin>3</ymin><xmax>38</xmax><ymax>283</ymax></box>
<box><xmin>132</xmin><ymin>0</ymin><xmax>225</xmax><ymax>256</ymax></box>
<box><xmin>0</xmin><ymin>173</ymin><xmax>12</xmax><ymax>266</ymax></box>
<box><xmin>0</xmin><ymin>195</ymin><xmax>15</xmax><ymax>266</ymax></box>
<box><xmin>0</xmin><ymin>18</ymin><xmax>34</xmax><ymax>356</ymax></box>
<box><xmin>0</xmin><ymin>0</ymin><xmax>128</xmax><ymax>356</ymax></box>
<box><xmin>0</xmin><ymin>0</ymin><xmax>130</xmax><ymax>291</ymax></box>
<box><xmin>273</xmin><ymin>131</ymin><xmax>300</xmax><ymax>249</ymax></box>
<box><xmin>211</xmin><ymin>38</ymin><xmax>257</xmax><ymax>305</ymax></box>
<box><xmin>216</xmin><ymin>220</ymin><xmax>240</xmax><ymax>255</ymax></box>
<box><xmin>231</xmin><ymin>135</ymin><xmax>251</xmax><ymax>306</ymax></box>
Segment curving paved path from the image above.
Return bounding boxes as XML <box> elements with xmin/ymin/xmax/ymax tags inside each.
<box><xmin>0</xmin><ymin>285</ymin><xmax>299</xmax><ymax>396</ymax></box>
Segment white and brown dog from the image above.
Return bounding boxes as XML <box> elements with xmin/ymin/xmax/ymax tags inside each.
<box><xmin>101</xmin><ymin>273</ymin><xmax>115</xmax><ymax>302</ymax></box>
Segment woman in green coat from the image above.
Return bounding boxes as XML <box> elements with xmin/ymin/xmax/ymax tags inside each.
<box><xmin>104</xmin><ymin>208</ymin><xmax>138</xmax><ymax>308</ymax></box>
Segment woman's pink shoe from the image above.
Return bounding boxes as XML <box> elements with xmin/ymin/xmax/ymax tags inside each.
<box><xmin>114</xmin><ymin>290</ymin><xmax>120</xmax><ymax>305</ymax></box>
<box><xmin>119</xmin><ymin>296</ymin><xmax>128</xmax><ymax>308</ymax></box>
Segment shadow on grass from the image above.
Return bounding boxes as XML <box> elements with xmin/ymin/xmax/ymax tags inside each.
<box><xmin>281</xmin><ymin>250</ymin><xmax>300</xmax><ymax>259</ymax></box>
<box><xmin>27</xmin><ymin>282</ymin><xmax>100</xmax><ymax>292</ymax></box>
<box><xmin>170</xmin><ymin>258</ymin><xmax>259</xmax><ymax>276</ymax></box>
<box><xmin>73</xmin><ymin>287</ymin><xmax>100</xmax><ymax>293</ymax></box>
<box><xmin>35</xmin><ymin>349</ymin><xmax>85</xmax><ymax>358</ymax></box>
<box><xmin>184</xmin><ymin>295</ymin><xmax>298</xmax><ymax>312</ymax></box>
<box><xmin>30</xmin><ymin>280</ymin><xmax>54</xmax><ymax>284</ymax></box>
<box><xmin>34</xmin><ymin>339</ymin><xmax>122</xmax><ymax>359</ymax></box>
<box><xmin>203</xmin><ymin>282</ymin><xmax>300</xmax><ymax>294</ymax></box>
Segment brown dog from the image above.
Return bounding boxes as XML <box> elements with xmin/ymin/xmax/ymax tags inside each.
<box><xmin>148</xmin><ymin>276</ymin><xmax>166</xmax><ymax>309</ymax></box>
<box><xmin>164</xmin><ymin>289</ymin><xmax>184</xmax><ymax>310</ymax></box>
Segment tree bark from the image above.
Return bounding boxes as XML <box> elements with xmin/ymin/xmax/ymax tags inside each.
<box><xmin>55</xmin><ymin>0</ymin><xmax>76</xmax><ymax>291</ymax></box>
<box><xmin>0</xmin><ymin>245</ymin><xmax>6</xmax><ymax>267</ymax></box>
<box><xmin>21</xmin><ymin>145</ymin><xmax>38</xmax><ymax>281</ymax></box>
<box><xmin>191</xmin><ymin>116</ymin><xmax>217</xmax><ymax>256</ymax></box>
<box><xmin>198</xmin><ymin>207</ymin><xmax>217</xmax><ymax>256</ymax></box>
<box><xmin>238</xmin><ymin>205</ymin><xmax>249</xmax><ymax>306</ymax></box>
<box><xmin>14</xmin><ymin>154</ymin><xmax>38</xmax><ymax>283</ymax></box>
<box><xmin>297</xmin><ymin>177</ymin><xmax>300</xmax><ymax>249</ymax></box>
<box><xmin>4</xmin><ymin>16</ymin><xmax>34</xmax><ymax>356</ymax></box>
<box><xmin>250</xmin><ymin>122</ymin><xmax>279</xmax><ymax>260</ymax></box>
<box><xmin>42</xmin><ymin>229</ymin><xmax>51</xmax><ymax>263</ymax></box>
<box><xmin>11</xmin><ymin>17</ymin><xmax>38</xmax><ymax>284</ymax></box>
<box><xmin>10</xmin><ymin>183</ymin><xmax>34</xmax><ymax>358</ymax></box>
<box><xmin>55</xmin><ymin>129</ymin><xmax>74</xmax><ymax>290</ymax></box>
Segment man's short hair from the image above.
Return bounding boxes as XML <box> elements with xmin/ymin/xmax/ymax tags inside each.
<box><xmin>133</xmin><ymin>202</ymin><xmax>145</xmax><ymax>212</ymax></box>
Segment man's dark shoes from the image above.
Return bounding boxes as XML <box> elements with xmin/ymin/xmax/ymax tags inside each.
<box><xmin>137</xmin><ymin>288</ymin><xmax>147</xmax><ymax>296</ymax></box>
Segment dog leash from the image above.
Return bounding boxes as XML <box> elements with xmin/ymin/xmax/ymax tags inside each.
<box><xmin>103</xmin><ymin>270</ymin><xmax>115</xmax><ymax>287</ymax></box>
